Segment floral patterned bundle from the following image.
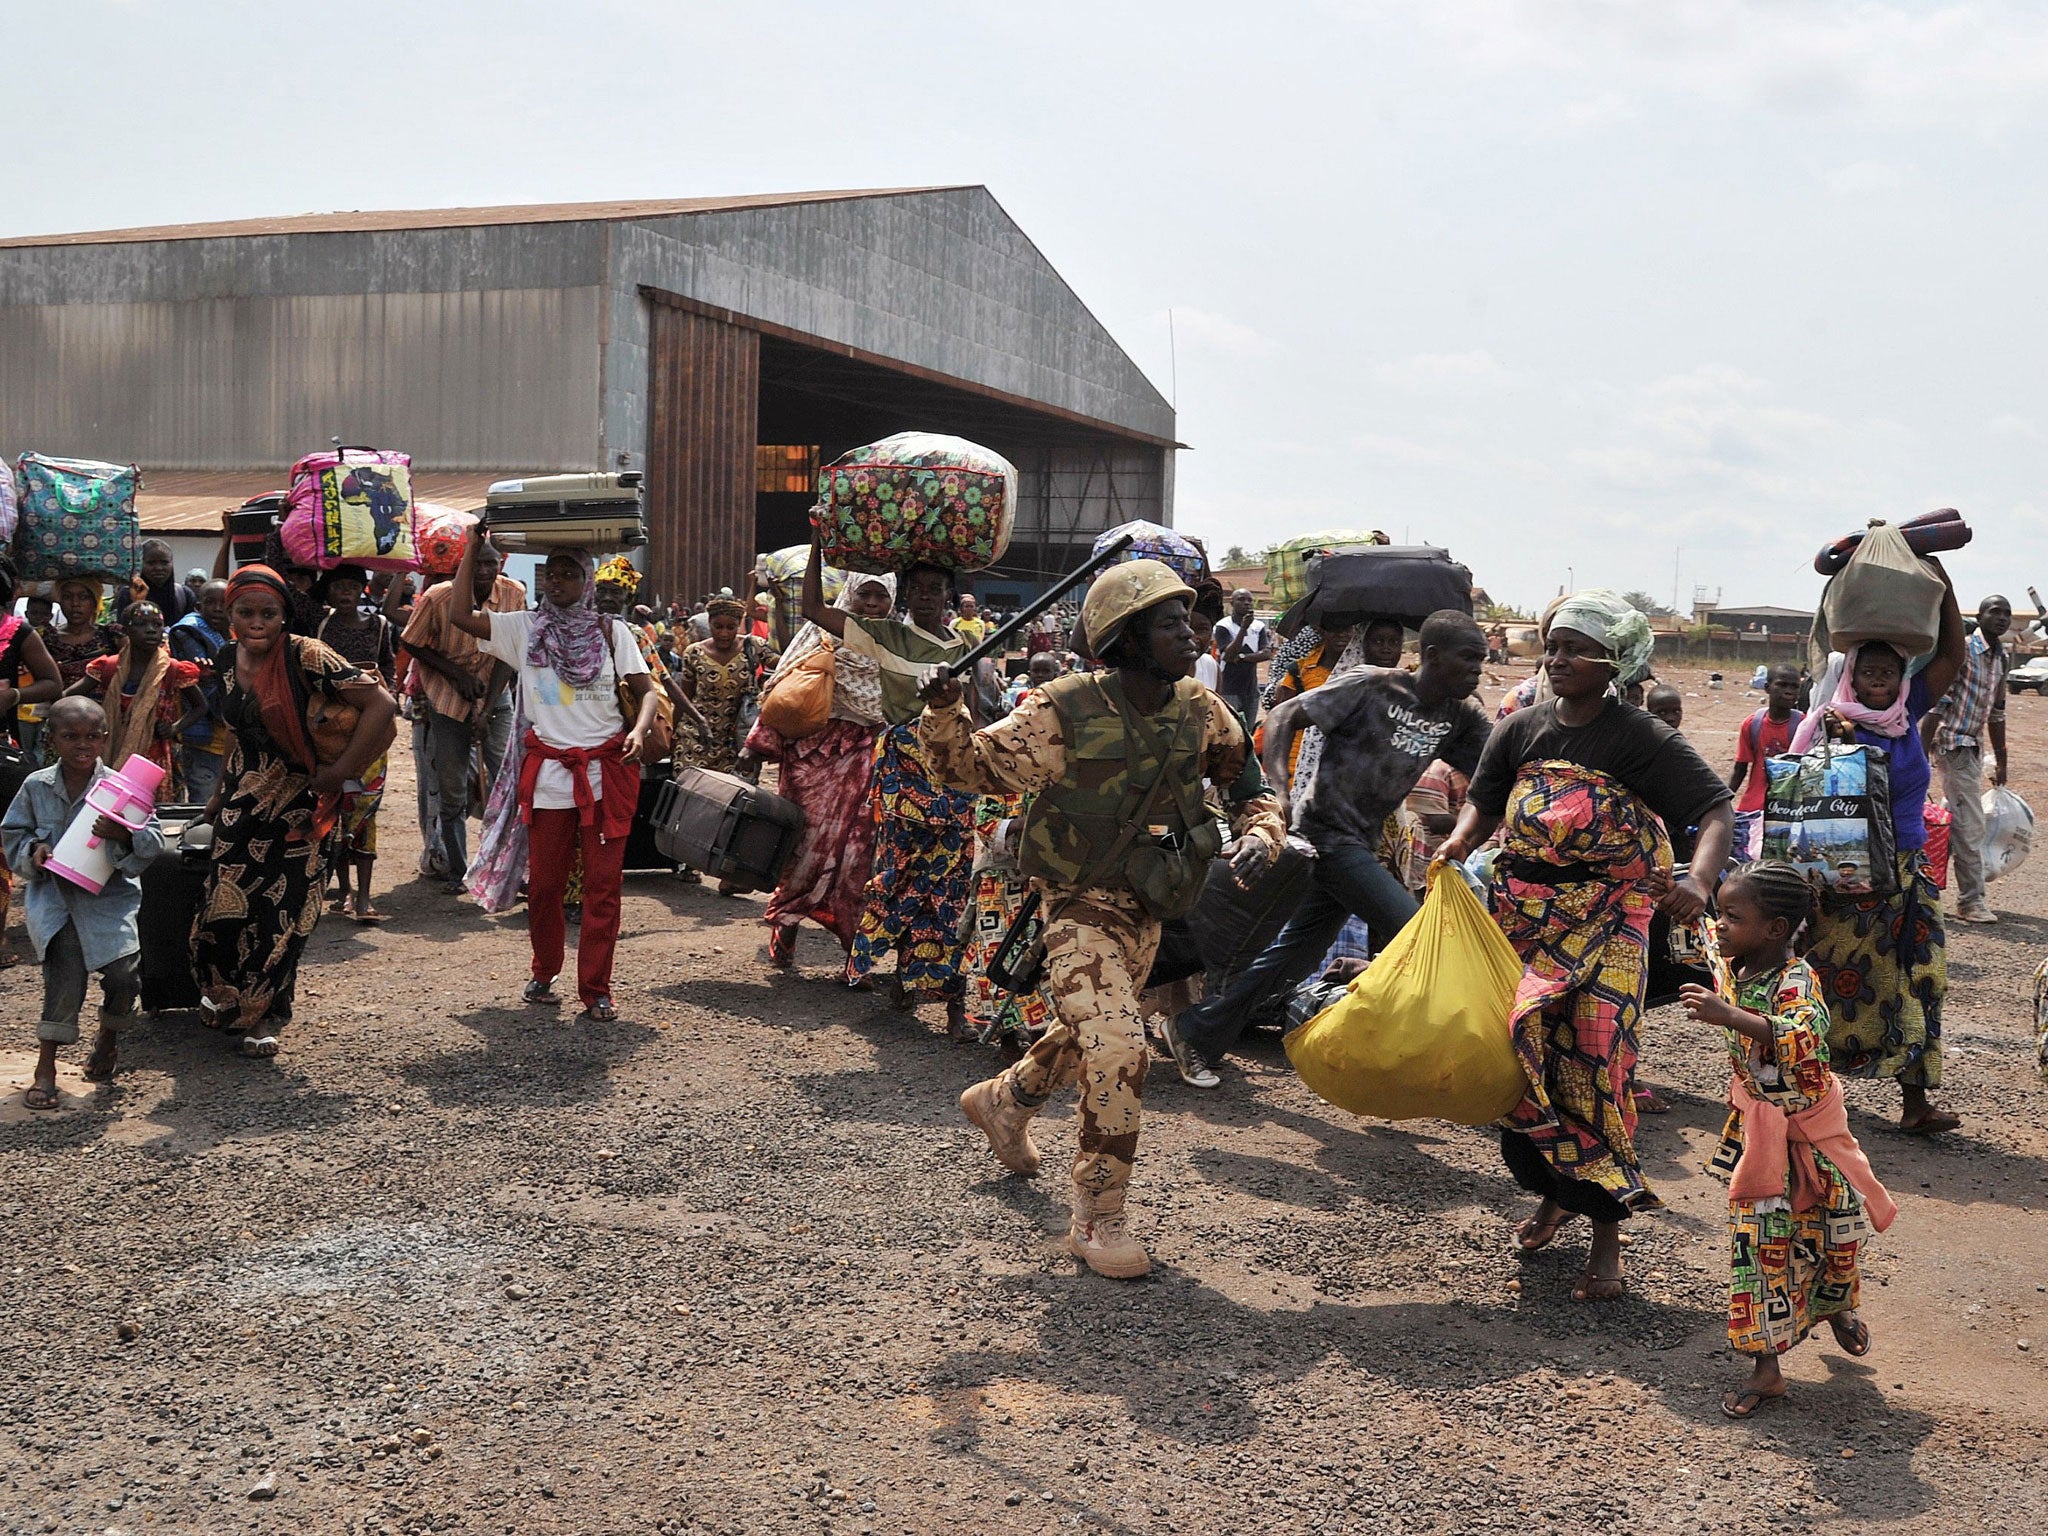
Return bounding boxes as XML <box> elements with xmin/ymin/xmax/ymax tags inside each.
<box><xmin>1094</xmin><ymin>519</ymin><xmax>1206</xmax><ymax>582</ymax></box>
<box><xmin>811</xmin><ymin>432</ymin><xmax>1015</xmax><ymax>575</ymax></box>
<box><xmin>12</xmin><ymin>453</ymin><xmax>141</xmax><ymax>581</ymax></box>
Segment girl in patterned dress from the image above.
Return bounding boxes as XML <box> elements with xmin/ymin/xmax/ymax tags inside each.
<box><xmin>1679</xmin><ymin>862</ymin><xmax>1896</xmax><ymax>1419</ymax></box>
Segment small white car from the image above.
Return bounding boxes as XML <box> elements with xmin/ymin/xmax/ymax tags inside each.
<box><xmin>2007</xmin><ymin>656</ymin><xmax>2048</xmax><ymax>694</ymax></box>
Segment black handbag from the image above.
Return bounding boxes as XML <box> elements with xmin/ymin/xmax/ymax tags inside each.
<box><xmin>0</xmin><ymin>742</ymin><xmax>31</xmax><ymax>817</ymax></box>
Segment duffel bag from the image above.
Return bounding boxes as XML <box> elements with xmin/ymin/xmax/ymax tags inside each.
<box><xmin>280</xmin><ymin>446</ymin><xmax>419</xmax><ymax>572</ymax></box>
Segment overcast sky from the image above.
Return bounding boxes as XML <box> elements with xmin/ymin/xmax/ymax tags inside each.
<box><xmin>7</xmin><ymin>0</ymin><xmax>2044</xmax><ymax>613</ymax></box>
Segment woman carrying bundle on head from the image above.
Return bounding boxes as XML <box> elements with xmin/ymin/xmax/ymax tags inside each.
<box><xmin>450</xmin><ymin>533</ymin><xmax>658</xmax><ymax>1024</ymax></box>
<box><xmin>742</xmin><ymin>569</ymin><xmax>897</xmax><ymax>968</ymax></box>
<box><xmin>798</xmin><ymin>536</ymin><xmax>976</xmax><ymax>1037</ymax></box>
<box><xmin>44</xmin><ymin>577</ymin><xmax>121</xmax><ymax>695</ymax></box>
<box><xmin>191</xmin><ymin>566</ymin><xmax>397</xmax><ymax>1057</ymax></box>
<box><xmin>65</xmin><ymin>601</ymin><xmax>208</xmax><ymax>801</ymax></box>
<box><xmin>1437</xmin><ymin>590</ymin><xmax>1735</xmax><ymax>1303</ymax></box>
<box><xmin>1795</xmin><ymin>564</ymin><xmax>1967</xmax><ymax>1135</ymax></box>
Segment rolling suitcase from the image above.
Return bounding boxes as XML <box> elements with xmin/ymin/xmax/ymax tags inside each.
<box><xmin>139</xmin><ymin>808</ymin><xmax>213</xmax><ymax>1012</ymax></box>
<box><xmin>483</xmin><ymin>472</ymin><xmax>645</xmax><ymax>552</ymax></box>
<box><xmin>622</xmin><ymin>762</ymin><xmax>676</xmax><ymax>873</ymax></box>
<box><xmin>652</xmin><ymin>766</ymin><xmax>805</xmax><ymax>891</ymax></box>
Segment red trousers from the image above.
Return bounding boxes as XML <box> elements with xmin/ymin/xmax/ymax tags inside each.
<box><xmin>526</xmin><ymin>807</ymin><xmax>628</xmax><ymax>1007</ymax></box>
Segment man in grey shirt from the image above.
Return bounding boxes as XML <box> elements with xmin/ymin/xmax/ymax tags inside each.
<box><xmin>1162</xmin><ymin>610</ymin><xmax>1492</xmax><ymax>1087</ymax></box>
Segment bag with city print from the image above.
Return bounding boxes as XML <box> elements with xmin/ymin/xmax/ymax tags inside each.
<box><xmin>280</xmin><ymin>445</ymin><xmax>419</xmax><ymax>572</ymax></box>
<box><xmin>1760</xmin><ymin>735</ymin><xmax>1898</xmax><ymax>896</ymax></box>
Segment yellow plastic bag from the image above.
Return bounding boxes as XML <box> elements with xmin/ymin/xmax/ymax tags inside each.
<box><xmin>1284</xmin><ymin>861</ymin><xmax>1527</xmax><ymax>1126</ymax></box>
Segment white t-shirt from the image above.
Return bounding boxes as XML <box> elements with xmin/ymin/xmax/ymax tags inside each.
<box><xmin>481</xmin><ymin>610</ymin><xmax>650</xmax><ymax>810</ymax></box>
<box><xmin>1194</xmin><ymin>653</ymin><xmax>1220</xmax><ymax>691</ymax></box>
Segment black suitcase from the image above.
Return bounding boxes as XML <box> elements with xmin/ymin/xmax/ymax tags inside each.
<box><xmin>652</xmin><ymin>767</ymin><xmax>805</xmax><ymax>890</ymax></box>
<box><xmin>622</xmin><ymin>763</ymin><xmax>676</xmax><ymax>873</ymax></box>
<box><xmin>229</xmin><ymin>494</ymin><xmax>287</xmax><ymax>569</ymax></box>
<box><xmin>1286</xmin><ymin>546</ymin><xmax>1474</xmax><ymax>632</ymax></box>
<box><xmin>139</xmin><ymin>807</ymin><xmax>214</xmax><ymax>1012</ymax></box>
<box><xmin>1185</xmin><ymin>837</ymin><xmax>1316</xmax><ymax>993</ymax></box>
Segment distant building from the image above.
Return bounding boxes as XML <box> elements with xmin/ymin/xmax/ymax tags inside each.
<box><xmin>1695</xmin><ymin>603</ymin><xmax>1814</xmax><ymax>633</ymax></box>
<box><xmin>0</xmin><ymin>188</ymin><xmax>1176</xmax><ymax>603</ymax></box>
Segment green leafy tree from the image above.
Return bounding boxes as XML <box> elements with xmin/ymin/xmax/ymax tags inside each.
<box><xmin>1621</xmin><ymin>590</ymin><xmax>1674</xmax><ymax>618</ymax></box>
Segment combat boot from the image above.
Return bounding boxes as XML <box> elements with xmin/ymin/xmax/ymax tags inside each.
<box><xmin>959</xmin><ymin>1076</ymin><xmax>1040</xmax><ymax>1176</ymax></box>
<box><xmin>1067</xmin><ymin>1188</ymin><xmax>1151</xmax><ymax>1280</ymax></box>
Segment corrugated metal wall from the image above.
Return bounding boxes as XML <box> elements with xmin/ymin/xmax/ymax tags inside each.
<box><xmin>643</xmin><ymin>300</ymin><xmax>759</xmax><ymax>605</ymax></box>
<box><xmin>0</xmin><ymin>287</ymin><xmax>603</xmax><ymax>470</ymax></box>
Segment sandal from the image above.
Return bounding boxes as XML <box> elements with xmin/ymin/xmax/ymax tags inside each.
<box><xmin>1829</xmin><ymin>1312</ymin><xmax>1872</xmax><ymax>1357</ymax></box>
<box><xmin>239</xmin><ymin>1034</ymin><xmax>281</xmax><ymax>1059</ymax></box>
<box><xmin>766</xmin><ymin>926</ymin><xmax>797</xmax><ymax>968</ymax></box>
<box><xmin>522</xmin><ymin>978</ymin><xmax>561</xmax><ymax>1007</ymax></box>
<box><xmin>582</xmin><ymin>997</ymin><xmax>618</xmax><ymax>1023</ymax></box>
<box><xmin>1572</xmin><ymin>1268</ymin><xmax>1627</xmax><ymax>1302</ymax></box>
<box><xmin>1515</xmin><ymin>1209</ymin><xmax>1577</xmax><ymax>1254</ymax></box>
<box><xmin>1900</xmin><ymin>1110</ymin><xmax>1961</xmax><ymax>1136</ymax></box>
<box><xmin>81</xmin><ymin>1034</ymin><xmax>118</xmax><ymax>1084</ymax></box>
<box><xmin>1722</xmin><ymin>1387</ymin><xmax>1785</xmax><ymax>1420</ymax></box>
<box><xmin>351</xmin><ymin>902</ymin><xmax>385</xmax><ymax>925</ymax></box>
<box><xmin>22</xmin><ymin>1082</ymin><xmax>60</xmax><ymax>1111</ymax></box>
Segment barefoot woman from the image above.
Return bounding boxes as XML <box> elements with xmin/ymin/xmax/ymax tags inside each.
<box><xmin>1438</xmin><ymin>591</ymin><xmax>1733</xmax><ymax>1300</ymax></box>
<box><xmin>192</xmin><ymin>566</ymin><xmax>396</xmax><ymax>1057</ymax></box>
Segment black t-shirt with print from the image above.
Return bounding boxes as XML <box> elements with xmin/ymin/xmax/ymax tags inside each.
<box><xmin>1293</xmin><ymin>666</ymin><xmax>1491</xmax><ymax>847</ymax></box>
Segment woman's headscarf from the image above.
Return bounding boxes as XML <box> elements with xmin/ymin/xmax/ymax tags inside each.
<box><xmin>705</xmin><ymin>594</ymin><xmax>748</xmax><ymax>623</ymax></box>
<box><xmin>225</xmin><ymin>565</ymin><xmax>321</xmax><ymax>775</ymax></box>
<box><xmin>528</xmin><ymin>548</ymin><xmax>608</xmax><ymax>688</ymax></box>
<box><xmin>55</xmin><ymin>575</ymin><xmax>102</xmax><ymax>615</ymax></box>
<box><xmin>1549</xmin><ymin>589</ymin><xmax>1657</xmax><ymax>691</ymax></box>
<box><xmin>594</xmin><ymin>555</ymin><xmax>642</xmax><ymax>596</ymax></box>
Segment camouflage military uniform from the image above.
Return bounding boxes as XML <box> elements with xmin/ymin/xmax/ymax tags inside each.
<box><xmin>920</xmin><ymin>680</ymin><xmax>1283</xmax><ymax>1201</ymax></box>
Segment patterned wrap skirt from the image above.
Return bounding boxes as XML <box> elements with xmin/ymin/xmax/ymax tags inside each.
<box><xmin>747</xmin><ymin>716</ymin><xmax>880</xmax><ymax>951</ymax></box>
<box><xmin>846</xmin><ymin>723</ymin><xmax>974</xmax><ymax>999</ymax></box>
<box><xmin>1804</xmin><ymin>848</ymin><xmax>1945</xmax><ymax>1088</ymax></box>
<box><xmin>1491</xmin><ymin>760</ymin><xmax>1669</xmax><ymax>1217</ymax></box>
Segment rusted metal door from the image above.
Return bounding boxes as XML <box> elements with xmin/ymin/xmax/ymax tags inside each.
<box><xmin>644</xmin><ymin>299</ymin><xmax>760</xmax><ymax>606</ymax></box>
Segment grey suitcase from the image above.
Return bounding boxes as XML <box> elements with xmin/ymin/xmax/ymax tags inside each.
<box><xmin>652</xmin><ymin>767</ymin><xmax>806</xmax><ymax>890</ymax></box>
<box><xmin>483</xmin><ymin>471</ymin><xmax>646</xmax><ymax>552</ymax></box>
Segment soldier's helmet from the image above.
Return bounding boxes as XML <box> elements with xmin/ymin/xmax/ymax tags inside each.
<box><xmin>1080</xmin><ymin>558</ymin><xmax>1197</xmax><ymax>659</ymax></box>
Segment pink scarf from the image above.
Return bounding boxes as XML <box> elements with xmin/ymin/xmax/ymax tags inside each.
<box><xmin>1788</xmin><ymin>645</ymin><xmax>1910</xmax><ymax>753</ymax></box>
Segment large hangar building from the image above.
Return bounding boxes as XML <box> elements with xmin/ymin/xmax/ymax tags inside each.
<box><xmin>0</xmin><ymin>186</ymin><xmax>1178</xmax><ymax>605</ymax></box>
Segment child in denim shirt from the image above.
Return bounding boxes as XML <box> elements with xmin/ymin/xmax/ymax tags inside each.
<box><xmin>3</xmin><ymin>697</ymin><xmax>164</xmax><ymax>1109</ymax></box>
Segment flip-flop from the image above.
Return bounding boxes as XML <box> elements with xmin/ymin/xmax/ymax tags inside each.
<box><xmin>81</xmin><ymin>1042</ymin><xmax>118</xmax><ymax>1083</ymax></box>
<box><xmin>1899</xmin><ymin>1112</ymin><xmax>1961</xmax><ymax>1136</ymax></box>
<box><xmin>522</xmin><ymin>979</ymin><xmax>561</xmax><ymax>1007</ymax></box>
<box><xmin>22</xmin><ymin>1083</ymin><xmax>60</xmax><ymax>1111</ymax></box>
<box><xmin>582</xmin><ymin>997</ymin><xmax>618</xmax><ymax>1023</ymax></box>
<box><xmin>1829</xmin><ymin>1313</ymin><xmax>1872</xmax><ymax>1357</ymax></box>
<box><xmin>1572</xmin><ymin>1269</ymin><xmax>1627</xmax><ymax>1302</ymax></box>
<box><xmin>238</xmin><ymin>1034</ymin><xmax>281</xmax><ymax>1058</ymax></box>
<box><xmin>1722</xmin><ymin>1387</ymin><xmax>1786</xmax><ymax>1420</ymax></box>
<box><xmin>1515</xmin><ymin>1211</ymin><xmax>1577</xmax><ymax>1253</ymax></box>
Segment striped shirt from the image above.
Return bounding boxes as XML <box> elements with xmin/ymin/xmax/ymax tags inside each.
<box><xmin>1933</xmin><ymin>631</ymin><xmax>2006</xmax><ymax>752</ymax></box>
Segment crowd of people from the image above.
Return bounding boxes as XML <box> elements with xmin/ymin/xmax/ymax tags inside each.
<box><xmin>4</xmin><ymin>519</ymin><xmax>2035</xmax><ymax>1422</ymax></box>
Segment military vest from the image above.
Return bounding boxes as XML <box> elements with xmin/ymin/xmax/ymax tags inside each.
<box><xmin>1018</xmin><ymin>673</ymin><xmax>1221</xmax><ymax>911</ymax></box>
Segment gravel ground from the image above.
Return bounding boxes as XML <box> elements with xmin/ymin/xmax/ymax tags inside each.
<box><xmin>2</xmin><ymin>663</ymin><xmax>2045</xmax><ymax>1535</ymax></box>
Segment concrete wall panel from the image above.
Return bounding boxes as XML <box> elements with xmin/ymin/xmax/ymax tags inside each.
<box><xmin>0</xmin><ymin>286</ymin><xmax>603</xmax><ymax>470</ymax></box>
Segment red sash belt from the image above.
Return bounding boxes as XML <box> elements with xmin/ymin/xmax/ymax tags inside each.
<box><xmin>517</xmin><ymin>730</ymin><xmax>638</xmax><ymax>840</ymax></box>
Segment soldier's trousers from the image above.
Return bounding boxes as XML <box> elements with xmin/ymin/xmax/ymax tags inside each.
<box><xmin>997</xmin><ymin>890</ymin><xmax>1161</xmax><ymax>1199</ymax></box>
